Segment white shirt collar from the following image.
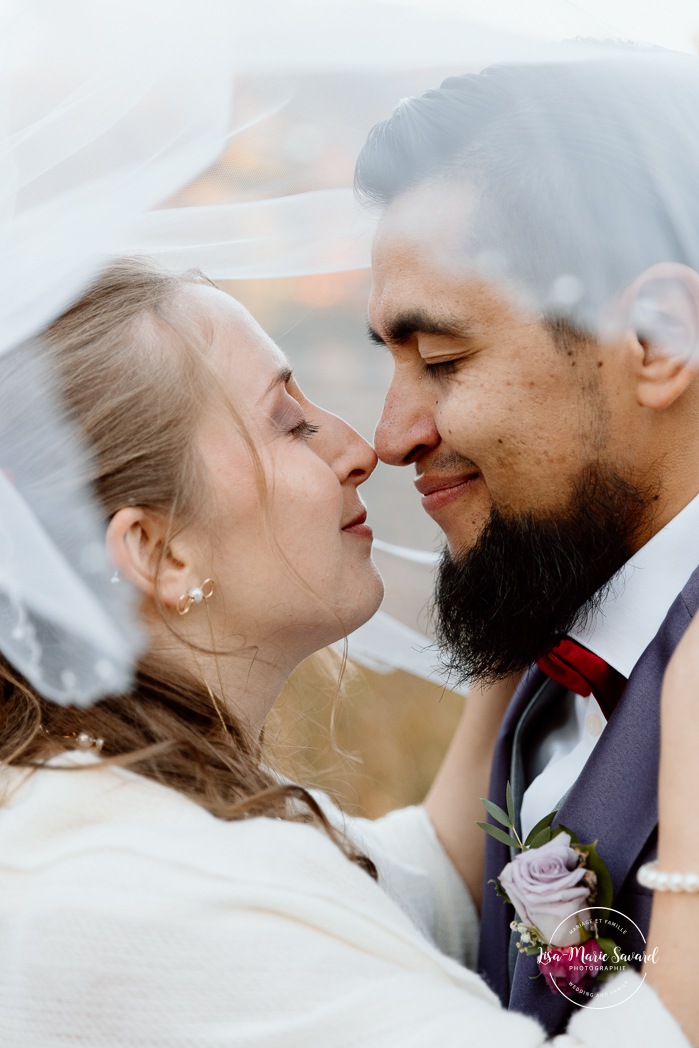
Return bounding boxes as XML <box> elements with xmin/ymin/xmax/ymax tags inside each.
<box><xmin>569</xmin><ymin>490</ymin><xmax>699</xmax><ymax>678</ymax></box>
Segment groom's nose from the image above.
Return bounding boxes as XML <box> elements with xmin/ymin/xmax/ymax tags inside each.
<box><xmin>374</xmin><ymin>374</ymin><xmax>441</xmax><ymax>466</ymax></box>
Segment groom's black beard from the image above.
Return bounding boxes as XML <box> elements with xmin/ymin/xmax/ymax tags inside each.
<box><xmin>434</xmin><ymin>465</ymin><xmax>657</xmax><ymax>686</ymax></box>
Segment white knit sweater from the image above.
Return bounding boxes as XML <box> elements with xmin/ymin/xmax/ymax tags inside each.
<box><xmin>0</xmin><ymin>754</ymin><xmax>689</xmax><ymax>1047</ymax></box>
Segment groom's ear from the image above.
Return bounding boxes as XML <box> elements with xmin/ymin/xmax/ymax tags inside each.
<box><xmin>619</xmin><ymin>263</ymin><xmax>699</xmax><ymax>410</ymax></box>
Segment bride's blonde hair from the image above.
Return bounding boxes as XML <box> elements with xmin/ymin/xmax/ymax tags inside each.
<box><xmin>0</xmin><ymin>257</ymin><xmax>375</xmax><ymax>876</ymax></box>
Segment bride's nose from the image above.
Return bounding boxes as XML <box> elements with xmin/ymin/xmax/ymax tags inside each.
<box><xmin>322</xmin><ymin>411</ymin><xmax>378</xmax><ymax>485</ymax></box>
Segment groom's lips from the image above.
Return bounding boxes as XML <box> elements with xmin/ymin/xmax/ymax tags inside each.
<box><xmin>414</xmin><ymin>472</ymin><xmax>479</xmax><ymax>515</ymax></box>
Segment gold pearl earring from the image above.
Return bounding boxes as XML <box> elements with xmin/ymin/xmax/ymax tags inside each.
<box><xmin>176</xmin><ymin>578</ymin><xmax>215</xmax><ymax>616</ymax></box>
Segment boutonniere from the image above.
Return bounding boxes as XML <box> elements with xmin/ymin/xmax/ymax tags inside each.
<box><xmin>479</xmin><ymin>785</ymin><xmax>627</xmax><ymax>998</ymax></box>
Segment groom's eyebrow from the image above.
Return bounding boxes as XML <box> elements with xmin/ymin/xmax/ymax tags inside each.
<box><xmin>367</xmin><ymin>309</ymin><xmax>474</xmax><ymax>347</ymax></box>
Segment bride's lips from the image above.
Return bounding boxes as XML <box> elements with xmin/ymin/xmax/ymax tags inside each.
<box><xmin>414</xmin><ymin>472</ymin><xmax>479</xmax><ymax>515</ymax></box>
<box><xmin>342</xmin><ymin>508</ymin><xmax>373</xmax><ymax>539</ymax></box>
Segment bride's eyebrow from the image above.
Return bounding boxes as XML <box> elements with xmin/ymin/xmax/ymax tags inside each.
<box><xmin>261</xmin><ymin>365</ymin><xmax>293</xmax><ymax>400</ymax></box>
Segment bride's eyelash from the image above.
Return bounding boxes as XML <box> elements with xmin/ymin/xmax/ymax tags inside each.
<box><xmin>291</xmin><ymin>419</ymin><xmax>320</xmax><ymax>440</ymax></box>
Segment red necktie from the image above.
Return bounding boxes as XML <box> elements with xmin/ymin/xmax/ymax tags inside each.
<box><xmin>536</xmin><ymin>638</ymin><xmax>626</xmax><ymax>719</ymax></box>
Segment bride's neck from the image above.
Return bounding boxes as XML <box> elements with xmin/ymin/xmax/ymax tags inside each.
<box><xmin>194</xmin><ymin>646</ymin><xmax>293</xmax><ymax>735</ymax></box>
<box><xmin>149</xmin><ymin>624</ymin><xmax>296</xmax><ymax>736</ymax></box>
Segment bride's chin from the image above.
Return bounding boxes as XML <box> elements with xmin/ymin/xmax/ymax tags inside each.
<box><xmin>334</xmin><ymin>573</ymin><xmax>385</xmax><ymax>640</ymax></box>
<box><xmin>276</xmin><ymin>571</ymin><xmax>385</xmax><ymax>660</ymax></box>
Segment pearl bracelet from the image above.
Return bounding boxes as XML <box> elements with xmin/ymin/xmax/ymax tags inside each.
<box><xmin>637</xmin><ymin>861</ymin><xmax>699</xmax><ymax>893</ymax></box>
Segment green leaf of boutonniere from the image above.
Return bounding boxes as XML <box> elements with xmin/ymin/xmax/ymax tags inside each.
<box><xmin>577</xmin><ymin>840</ymin><xmax>614</xmax><ymax>911</ymax></box>
<box><xmin>555</xmin><ymin>824</ymin><xmax>579</xmax><ymax>845</ymax></box>
<box><xmin>476</xmin><ymin>821</ymin><xmax>520</xmax><ymax>849</ymax></box>
<box><xmin>506</xmin><ymin>781</ymin><xmax>516</xmax><ymax>827</ymax></box>
<box><xmin>487</xmin><ymin>877</ymin><xmax>511</xmax><ymax>901</ymax></box>
<box><xmin>480</xmin><ymin>797</ymin><xmax>512</xmax><ymax>829</ymax></box>
<box><xmin>523</xmin><ymin>810</ymin><xmax>557</xmax><ymax>849</ymax></box>
<box><xmin>525</xmin><ymin>827</ymin><xmax>554</xmax><ymax>850</ymax></box>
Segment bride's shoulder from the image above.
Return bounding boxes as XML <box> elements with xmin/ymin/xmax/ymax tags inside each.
<box><xmin>1</xmin><ymin>752</ymin><xmax>204</xmax><ymax>833</ymax></box>
<box><xmin>0</xmin><ymin>754</ymin><xmax>209</xmax><ymax>873</ymax></box>
<box><xmin>0</xmin><ymin>755</ymin><xmax>361</xmax><ymax>895</ymax></box>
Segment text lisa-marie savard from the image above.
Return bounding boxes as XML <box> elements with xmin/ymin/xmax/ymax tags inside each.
<box><xmin>538</xmin><ymin>946</ymin><xmax>660</xmax><ymax>967</ymax></box>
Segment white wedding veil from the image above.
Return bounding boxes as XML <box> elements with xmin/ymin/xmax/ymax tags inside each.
<box><xmin>2</xmin><ymin>0</ymin><xmax>698</xmax><ymax>704</ymax></box>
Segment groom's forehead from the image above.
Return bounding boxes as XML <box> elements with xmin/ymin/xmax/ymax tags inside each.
<box><xmin>369</xmin><ymin>183</ymin><xmax>524</xmax><ymax>339</ymax></box>
<box><xmin>370</xmin><ymin>182</ymin><xmax>480</xmax><ymax>312</ymax></box>
<box><xmin>369</xmin><ymin>170</ymin><xmax>620</xmax><ymax>341</ymax></box>
<box><xmin>373</xmin><ymin>178</ymin><xmax>480</xmax><ymax>258</ymax></box>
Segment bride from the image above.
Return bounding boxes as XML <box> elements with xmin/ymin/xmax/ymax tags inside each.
<box><xmin>0</xmin><ymin>256</ymin><xmax>696</xmax><ymax>1046</ymax></box>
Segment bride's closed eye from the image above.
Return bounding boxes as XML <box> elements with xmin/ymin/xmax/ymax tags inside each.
<box><xmin>290</xmin><ymin>419</ymin><xmax>320</xmax><ymax>440</ymax></box>
<box><xmin>274</xmin><ymin>395</ymin><xmax>320</xmax><ymax>441</ymax></box>
<box><xmin>285</xmin><ymin>377</ymin><xmax>322</xmax><ymax>440</ymax></box>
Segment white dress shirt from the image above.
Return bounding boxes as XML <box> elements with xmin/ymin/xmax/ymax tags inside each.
<box><xmin>520</xmin><ymin>489</ymin><xmax>699</xmax><ymax>841</ymax></box>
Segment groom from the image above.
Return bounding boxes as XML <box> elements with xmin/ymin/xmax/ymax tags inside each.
<box><xmin>356</xmin><ymin>54</ymin><xmax>699</xmax><ymax>1033</ymax></box>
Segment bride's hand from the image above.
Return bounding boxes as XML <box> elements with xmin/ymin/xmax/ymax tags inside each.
<box><xmin>643</xmin><ymin>608</ymin><xmax>699</xmax><ymax>1045</ymax></box>
<box><xmin>660</xmin><ymin>604</ymin><xmax>699</xmax><ymax>707</ymax></box>
<box><xmin>658</xmin><ymin>609</ymin><xmax>699</xmax><ymax>844</ymax></box>
<box><xmin>424</xmin><ymin>674</ymin><xmax>519</xmax><ymax>908</ymax></box>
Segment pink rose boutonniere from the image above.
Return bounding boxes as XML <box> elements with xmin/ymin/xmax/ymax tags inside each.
<box><xmin>479</xmin><ymin>785</ymin><xmax>627</xmax><ymax>998</ymax></box>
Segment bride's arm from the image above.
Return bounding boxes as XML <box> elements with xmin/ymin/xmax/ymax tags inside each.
<box><xmin>643</xmin><ymin>609</ymin><xmax>699</xmax><ymax>1045</ymax></box>
<box><xmin>424</xmin><ymin>674</ymin><xmax>519</xmax><ymax>909</ymax></box>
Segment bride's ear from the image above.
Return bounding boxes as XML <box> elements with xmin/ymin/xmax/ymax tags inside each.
<box><xmin>106</xmin><ymin>507</ymin><xmax>192</xmax><ymax>611</ymax></box>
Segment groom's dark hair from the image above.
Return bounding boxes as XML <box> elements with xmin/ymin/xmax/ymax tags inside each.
<box><xmin>355</xmin><ymin>52</ymin><xmax>699</xmax><ymax>327</ymax></box>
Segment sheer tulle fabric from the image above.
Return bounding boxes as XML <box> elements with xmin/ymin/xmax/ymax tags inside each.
<box><xmin>3</xmin><ymin>0</ymin><xmax>699</xmax><ymax>702</ymax></box>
